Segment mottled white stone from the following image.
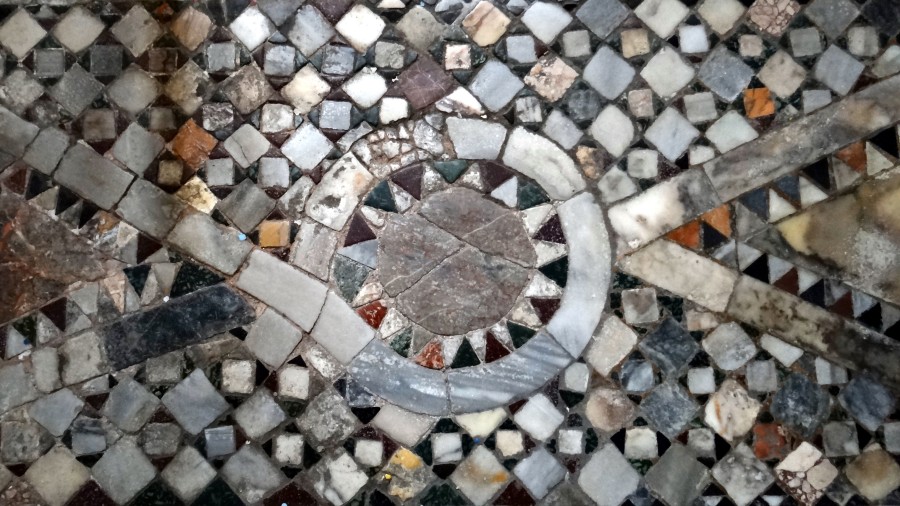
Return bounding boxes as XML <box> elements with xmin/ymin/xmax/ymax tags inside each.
<box><xmin>305</xmin><ymin>153</ymin><xmax>373</xmax><ymax>230</ymax></box>
<box><xmin>503</xmin><ymin>127</ymin><xmax>586</xmax><ymax>199</ymax></box>
<box><xmin>618</xmin><ymin>240</ymin><xmax>738</xmax><ymax>311</ymax></box>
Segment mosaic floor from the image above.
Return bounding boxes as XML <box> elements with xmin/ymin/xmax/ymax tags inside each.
<box><xmin>1</xmin><ymin>0</ymin><xmax>900</xmax><ymax>504</ymax></box>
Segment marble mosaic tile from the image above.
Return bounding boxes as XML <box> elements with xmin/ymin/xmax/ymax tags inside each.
<box><xmin>0</xmin><ymin>0</ymin><xmax>899</xmax><ymax>504</ymax></box>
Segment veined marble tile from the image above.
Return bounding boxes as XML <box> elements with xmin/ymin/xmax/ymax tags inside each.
<box><xmin>546</xmin><ymin>192</ymin><xmax>611</xmax><ymax>356</ymax></box>
<box><xmin>448</xmin><ymin>330</ymin><xmax>572</xmax><ymax>413</ymax></box>
<box><xmin>349</xmin><ymin>339</ymin><xmax>450</xmax><ymax>415</ymax></box>
<box><xmin>618</xmin><ymin>240</ymin><xmax>738</xmax><ymax>312</ymax></box>
<box><xmin>608</xmin><ymin>169</ymin><xmax>721</xmax><ymax>253</ymax></box>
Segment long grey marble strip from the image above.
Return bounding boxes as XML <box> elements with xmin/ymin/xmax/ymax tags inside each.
<box><xmin>726</xmin><ymin>275</ymin><xmax>900</xmax><ymax>388</ymax></box>
<box><xmin>349</xmin><ymin>339</ymin><xmax>450</xmax><ymax>416</ymax></box>
<box><xmin>704</xmin><ymin>74</ymin><xmax>900</xmax><ymax>202</ymax></box>
<box><xmin>447</xmin><ymin>330</ymin><xmax>572</xmax><ymax>413</ymax></box>
<box><xmin>618</xmin><ymin>239</ymin><xmax>738</xmax><ymax>312</ymax></box>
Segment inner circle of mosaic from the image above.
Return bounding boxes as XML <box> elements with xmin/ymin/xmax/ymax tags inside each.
<box><xmin>331</xmin><ymin>160</ymin><xmax>571</xmax><ymax>370</ymax></box>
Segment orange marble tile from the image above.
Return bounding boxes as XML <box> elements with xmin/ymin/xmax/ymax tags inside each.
<box><xmin>744</xmin><ymin>88</ymin><xmax>775</xmax><ymax>118</ymax></box>
<box><xmin>170</xmin><ymin>119</ymin><xmax>217</xmax><ymax>170</ymax></box>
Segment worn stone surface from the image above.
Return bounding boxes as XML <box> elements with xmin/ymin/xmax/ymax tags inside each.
<box><xmin>0</xmin><ymin>193</ymin><xmax>113</xmax><ymax>323</ymax></box>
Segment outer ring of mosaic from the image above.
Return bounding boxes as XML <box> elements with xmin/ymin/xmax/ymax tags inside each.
<box><xmin>344</xmin><ymin>122</ymin><xmax>612</xmax><ymax>415</ymax></box>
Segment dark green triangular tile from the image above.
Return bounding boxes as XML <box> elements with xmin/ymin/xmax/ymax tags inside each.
<box><xmin>517</xmin><ymin>180</ymin><xmax>550</xmax><ymax>209</ymax></box>
<box><xmin>420</xmin><ymin>484</ymin><xmax>467</xmax><ymax>506</ymax></box>
<box><xmin>450</xmin><ymin>338</ymin><xmax>480</xmax><ymax>368</ymax></box>
<box><xmin>363</xmin><ymin>180</ymin><xmax>397</xmax><ymax>212</ymax></box>
<box><xmin>433</xmin><ymin>160</ymin><xmax>468</xmax><ymax>183</ymax></box>
<box><xmin>170</xmin><ymin>263</ymin><xmax>224</xmax><ymax>298</ymax></box>
<box><xmin>192</xmin><ymin>479</ymin><xmax>243</xmax><ymax>506</ymax></box>
<box><xmin>539</xmin><ymin>256</ymin><xmax>568</xmax><ymax>288</ymax></box>
<box><xmin>507</xmin><ymin>321</ymin><xmax>536</xmax><ymax>348</ymax></box>
<box><xmin>124</xmin><ymin>264</ymin><xmax>151</xmax><ymax>296</ymax></box>
<box><xmin>333</xmin><ymin>256</ymin><xmax>372</xmax><ymax>302</ymax></box>
<box><xmin>390</xmin><ymin>328</ymin><xmax>412</xmax><ymax>357</ymax></box>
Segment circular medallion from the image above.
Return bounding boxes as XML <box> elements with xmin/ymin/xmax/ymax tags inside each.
<box><xmin>326</xmin><ymin>126</ymin><xmax>611</xmax><ymax>415</ymax></box>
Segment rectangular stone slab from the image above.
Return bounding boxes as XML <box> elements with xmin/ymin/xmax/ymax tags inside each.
<box><xmin>54</xmin><ymin>143</ymin><xmax>134</xmax><ymax>210</ymax></box>
<box><xmin>101</xmin><ymin>284</ymin><xmax>255</xmax><ymax>370</ymax></box>
<box><xmin>235</xmin><ymin>249</ymin><xmax>328</xmax><ymax>331</ymax></box>
<box><xmin>167</xmin><ymin>211</ymin><xmax>253</xmax><ymax>275</ymax></box>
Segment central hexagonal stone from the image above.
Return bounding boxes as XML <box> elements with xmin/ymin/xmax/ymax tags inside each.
<box><xmin>377</xmin><ymin>187</ymin><xmax>536</xmax><ymax>335</ymax></box>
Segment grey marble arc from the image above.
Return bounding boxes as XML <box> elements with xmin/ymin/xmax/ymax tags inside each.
<box><xmin>447</xmin><ymin>330</ymin><xmax>574</xmax><ymax>413</ymax></box>
<box><xmin>349</xmin><ymin>339</ymin><xmax>450</xmax><ymax>415</ymax></box>
<box><xmin>546</xmin><ymin>192</ymin><xmax>612</xmax><ymax>356</ymax></box>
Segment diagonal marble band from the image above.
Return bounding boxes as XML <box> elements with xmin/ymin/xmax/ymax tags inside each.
<box><xmin>609</xmin><ymin>74</ymin><xmax>900</xmax><ymax>255</ymax></box>
<box><xmin>619</xmin><ymin>239</ymin><xmax>900</xmax><ymax>389</ymax></box>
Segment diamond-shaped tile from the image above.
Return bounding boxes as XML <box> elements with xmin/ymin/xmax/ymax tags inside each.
<box><xmin>590</xmin><ymin>105</ymin><xmax>634</xmax><ymax>157</ymax></box>
<box><xmin>513</xmin><ymin>447</ymin><xmax>566</xmax><ymax>499</ymax></box>
<box><xmin>813</xmin><ymin>45</ymin><xmax>864</xmax><ymax>95</ymax></box>
<box><xmin>748</xmin><ymin>0</ymin><xmax>800</xmax><ymax>36</ymax></box>
<box><xmin>641</xmin><ymin>46</ymin><xmax>695</xmax><ymax>98</ymax></box>
<box><xmin>223</xmin><ymin>124</ymin><xmax>271</xmax><ymax>168</ymax></box>
<box><xmin>706</xmin><ymin>111</ymin><xmax>759</xmax><ymax>153</ymax></box>
<box><xmin>164</xmin><ymin>61</ymin><xmax>211</xmax><ymax>115</ymax></box>
<box><xmin>698</xmin><ymin>46</ymin><xmax>754</xmax><ymax>101</ymax></box>
<box><xmin>308</xmin><ymin>449</ymin><xmax>367</xmax><ymax>505</ymax></box>
<box><xmin>230</xmin><ymin>6</ymin><xmax>276</xmax><ymax>51</ymax></box>
<box><xmin>233</xmin><ymin>389</ymin><xmax>286</xmax><ymax>440</ymax></box>
<box><xmin>462</xmin><ymin>1</ymin><xmax>511</xmax><ymax>46</ymax></box>
<box><xmin>698</xmin><ymin>0</ymin><xmax>746</xmax><ymax>35</ymax></box>
<box><xmin>469</xmin><ymin>60</ymin><xmax>524</xmax><ymax>112</ymax></box>
<box><xmin>712</xmin><ymin>444</ymin><xmax>774</xmax><ymax>506</ymax></box>
<box><xmin>23</xmin><ymin>446</ymin><xmax>89</xmax><ymax>506</ymax></box>
<box><xmin>220</xmin><ymin>64</ymin><xmax>274</xmax><ymax>115</ymax></box>
<box><xmin>639</xmin><ymin>317</ymin><xmax>699</xmax><ymax>377</ymax></box>
<box><xmin>92</xmin><ymin>439</ymin><xmax>157</xmax><ymax>504</ymax></box>
<box><xmin>161</xmin><ymin>369</ymin><xmax>230</xmax><ymax>435</ymax></box>
<box><xmin>577</xmin><ymin>0</ymin><xmax>630</xmax><ymax>38</ymax></box>
<box><xmin>583</xmin><ymin>46</ymin><xmax>634</xmax><ymax>100</ymax></box>
<box><xmin>805</xmin><ymin>0</ymin><xmax>859</xmax><ymax>39</ymax></box>
<box><xmin>450</xmin><ymin>445</ymin><xmax>510</xmax><ymax>505</ymax></box>
<box><xmin>49</xmin><ymin>64</ymin><xmax>104</xmax><ymax>116</ymax></box>
<box><xmin>0</xmin><ymin>9</ymin><xmax>47</xmax><ymax>59</ymax></box>
<box><xmin>170</xmin><ymin>7</ymin><xmax>213</xmax><ymax>51</ymax></box>
<box><xmin>635</xmin><ymin>0</ymin><xmax>690</xmax><ymax>38</ymax></box>
<box><xmin>107</xmin><ymin>66</ymin><xmax>160</xmax><ymax>115</ymax></box>
<box><xmin>525</xmin><ymin>55</ymin><xmax>577</xmax><ymax>102</ymax></box>
<box><xmin>281</xmin><ymin>122</ymin><xmax>333</xmax><ymax>171</ymax></box>
<box><xmin>161</xmin><ymin>447</ymin><xmax>217</xmax><ymax>502</ymax></box>
<box><xmin>644</xmin><ymin>107</ymin><xmax>700</xmax><ymax>161</ymax></box>
<box><xmin>286</xmin><ymin>5</ymin><xmax>335</xmax><ymax>57</ymax></box>
<box><xmin>645</xmin><ymin>445</ymin><xmax>709</xmax><ymax>505</ymax></box>
<box><xmin>51</xmin><ymin>6</ymin><xmax>105</xmax><ymax>54</ymax></box>
<box><xmin>221</xmin><ymin>445</ymin><xmax>286</xmax><ymax>503</ymax></box>
<box><xmin>578</xmin><ymin>443</ymin><xmax>640</xmax><ymax>505</ymax></box>
<box><xmin>281</xmin><ymin>65</ymin><xmax>331</xmax><ymax>114</ymax></box>
<box><xmin>111</xmin><ymin>6</ymin><xmax>162</xmax><ymax>57</ymax></box>
<box><xmin>521</xmin><ymin>2</ymin><xmax>573</xmax><ymax>44</ymax></box>
<box><xmin>335</xmin><ymin>5</ymin><xmax>385</xmax><ymax>53</ymax></box>
<box><xmin>758</xmin><ymin>50</ymin><xmax>807</xmax><ymax>98</ymax></box>
<box><xmin>112</xmin><ymin>122</ymin><xmax>165</xmax><ymax>176</ymax></box>
<box><xmin>640</xmin><ymin>381</ymin><xmax>699</xmax><ymax>437</ymax></box>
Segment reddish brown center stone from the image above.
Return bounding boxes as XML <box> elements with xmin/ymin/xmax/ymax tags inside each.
<box><xmin>376</xmin><ymin>187</ymin><xmax>537</xmax><ymax>335</ymax></box>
